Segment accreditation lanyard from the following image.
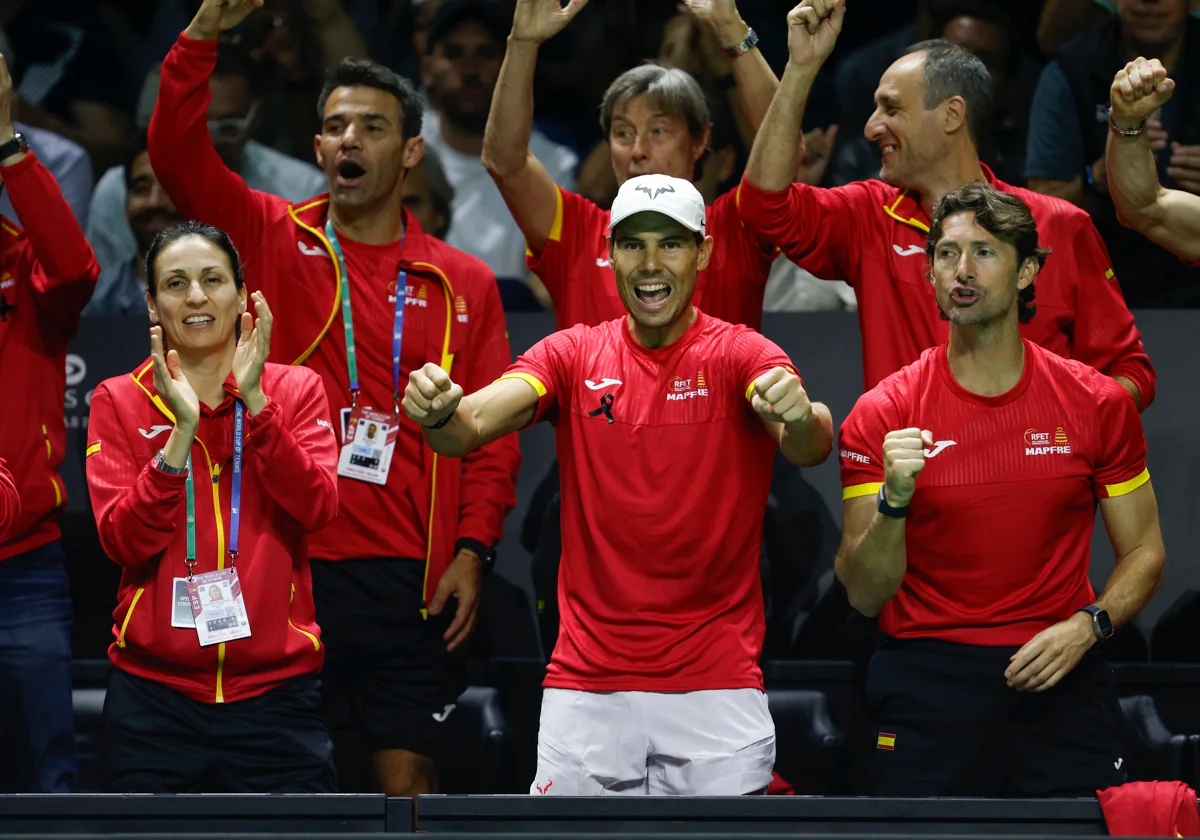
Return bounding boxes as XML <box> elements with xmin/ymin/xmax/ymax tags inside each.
<box><xmin>184</xmin><ymin>399</ymin><xmax>244</xmax><ymax>576</ymax></box>
<box><xmin>324</xmin><ymin>219</ymin><xmax>407</xmax><ymax>415</ymax></box>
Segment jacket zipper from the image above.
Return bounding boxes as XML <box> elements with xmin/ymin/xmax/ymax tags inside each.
<box><xmin>197</xmin><ymin>440</ymin><xmax>227</xmax><ymax>703</ymax></box>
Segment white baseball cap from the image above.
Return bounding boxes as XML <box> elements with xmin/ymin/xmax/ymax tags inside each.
<box><xmin>608</xmin><ymin>174</ymin><xmax>706</xmax><ymax>236</ymax></box>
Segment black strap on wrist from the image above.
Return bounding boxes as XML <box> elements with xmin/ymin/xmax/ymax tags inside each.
<box><xmin>455</xmin><ymin>538</ymin><xmax>496</xmax><ymax>573</ymax></box>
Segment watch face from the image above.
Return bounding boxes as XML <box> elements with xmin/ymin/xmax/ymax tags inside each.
<box><xmin>1096</xmin><ymin>610</ymin><xmax>1114</xmax><ymax>637</ymax></box>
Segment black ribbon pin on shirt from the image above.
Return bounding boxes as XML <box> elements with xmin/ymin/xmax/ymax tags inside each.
<box><xmin>589</xmin><ymin>393</ymin><xmax>615</xmax><ymax>424</ymax></box>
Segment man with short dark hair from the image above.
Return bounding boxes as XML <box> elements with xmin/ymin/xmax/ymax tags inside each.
<box><xmin>740</xmin><ymin>0</ymin><xmax>1156</xmax><ymax>409</ymax></box>
<box><xmin>83</xmin><ymin>137</ymin><xmax>183</xmax><ymax>318</ymax></box>
<box><xmin>835</xmin><ymin>182</ymin><xmax>1165</xmax><ymax>797</ymax></box>
<box><xmin>147</xmin><ymin>0</ymin><xmax>520</xmax><ymax>797</ymax></box>
<box><xmin>403</xmin><ymin>174</ymin><xmax>833</xmax><ymax>796</ymax></box>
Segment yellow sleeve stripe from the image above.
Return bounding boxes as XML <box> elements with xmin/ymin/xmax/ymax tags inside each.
<box><xmin>1104</xmin><ymin>268</ymin><xmax>1115</xmax><ymax>280</ymax></box>
<box><xmin>1105</xmin><ymin>467</ymin><xmax>1149</xmax><ymax>498</ymax></box>
<box><xmin>499</xmin><ymin>372</ymin><xmax>548</xmax><ymax>398</ymax></box>
<box><xmin>86</xmin><ymin>442</ymin><xmax>102</xmax><ymax>457</ymax></box>
<box><xmin>843</xmin><ymin>482</ymin><xmax>883</xmax><ymax>500</ymax></box>
<box><xmin>548</xmin><ymin>186</ymin><xmax>564</xmax><ymax>243</ymax></box>
<box><xmin>744</xmin><ymin>366</ymin><xmax>798</xmax><ymax>401</ymax></box>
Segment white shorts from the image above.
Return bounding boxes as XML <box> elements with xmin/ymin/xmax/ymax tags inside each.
<box><xmin>530</xmin><ymin>687</ymin><xmax>775</xmax><ymax>796</ymax></box>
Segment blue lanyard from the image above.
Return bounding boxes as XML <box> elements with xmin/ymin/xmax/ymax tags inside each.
<box><xmin>184</xmin><ymin>399</ymin><xmax>244</xmax><ymax>573</ymax></box>
<box><xmin>324</xmin><ymin>219</ymin><xmax>407</xmax><ymax>413</ymax></box>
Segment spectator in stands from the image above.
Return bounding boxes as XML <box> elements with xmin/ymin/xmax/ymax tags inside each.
<box><xmin>402</xmin><ymin>174</ymin><xmax>833</xmax><ymax>796</ymax></box>
<box><xmin>149</xmin><ymin>0</ymin><xmax>520</xmax><ymax>798</ymax></box>
<box><xmin>88</xmin><ymin>45</ymin><xmax>326</xmax><ymax>272</ymax></box>
<box><xmin>0</xmin><ymin>458</ymin><xmax>15</xmax><ymax>539</ymax></box>
<box><xmin>1106</xmin><ymin>57</ymin><xmax>1200</xmax><ymax>266</ymax></box>
<box><xmin>1025</xmin><ymin>0</ymin><xmax>1199</xmax><ymax>307</ymax></box>
<box><xmin>420</xmin><ymin>0</ymin><xmax>577</xmax><ymax>311</ymax></box>
<box><xmin>836</xmin><ymin>183</ymin><xmax>1165</xmax><ymax>796</ymax></box>
<box><xmin>83</xmin><ymin>136</ymin><xmax>183</xmax><ymax>318</ymax></box>
<box><xmin>482</xmin><ymin>0</ymin><xmax>778</xmax><ymax>334</ymax></box>
<box><xmin>739</xmin><ymin>0</ymin><xmax>1156</xmax><ymax>411</ymax></box>
<box><xmin>0</xmin><ymin>52</ymin><xmax>100</xmax><ymax>794</ymax></box>
<box><xmin>85</xmin><ymin>222</ymin><xmax>339</xmax><ymax>793</ymax></box>
<box><xmin>1</xmin><ymin>0</ymin><xmax>132</xmax><ymax>173</ymax></box>
<box><xmin>0</xmin><ymin>30</ymin><xmax>94</xmax><ymax>229</ymax></box>
<box><xmin>403</xmin><ymin>147</ymin><xmax>454</xmax><ymax>242</ymax></box>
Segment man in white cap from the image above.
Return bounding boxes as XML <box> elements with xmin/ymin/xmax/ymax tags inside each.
<box><xmin>401</xmin><ymin>173</ymin><xmax>833</xmax><ymax>796</ymax></box>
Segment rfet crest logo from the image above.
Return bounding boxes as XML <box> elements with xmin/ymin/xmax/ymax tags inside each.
<box><xmin>635</xmin><ymin>183</ymin><xmax>676</xmax><ymax>200</ymax></box>
<box><xmin>1024</xmin><ymin>426</ymin><xmax>1070</xmax><ymax>456</ymax></box>
<box><xmin>666</xmin><ymin>370</ymin><xmax>708</xmax><ymax>401</ymax></box>
<box><xmin>455</xmin><ymin>295</ymin><xmax>468</xmax><ymax>323</ymax></box>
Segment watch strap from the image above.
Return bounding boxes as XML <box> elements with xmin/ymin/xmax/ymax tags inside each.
<box><xmin>876</xmin><ymin>484</ymin><xmax>908</xmax><ymax>519</ymax></box>
<box><xmin>425</xmin><ymin>412</ymin><xmax>454</xmax><ymax>430</ymax></box>
<box><xmin>720</xmin><ymin>26</ymin><xmax>759</xmax><ymax>60</ymax></box>
<box><xmin>1107</xmin><ymin>108</ymin><xmax>1147</xmax><ymax>137</ymax></box>
<box><xmin>154</xmin><ymin>449</ymin><xmax>189</xmax><ymax>475</ymax></box>
<box><xmin>0</xmin><ymin>132</ymin><xmax>27</xmax><ymax>161</ymax></box>
<box><xmin>455</xmin><ymin>538</ymin><xmax>496</xmax><ymax>573</ymax></box>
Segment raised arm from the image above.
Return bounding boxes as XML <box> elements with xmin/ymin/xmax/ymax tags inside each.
<box><xmin>149</xmin><ymin>0</ymin><xmax>275</xmax><ymax>249</ymax></box>
<box><xmin>685</xmin><ymin>0</ymin><xmax>778</xmax><ymax>136</ymax></box>
<box><xmin>0</xmin><ymin>56</ymin><xmax>99</xmax><ymax>319</ymax></box>
<box><xmin>481</xmin><ymin>0</ymin><xmax>589</xmax><ymax>255</ymax></box>
<box><xmin>403</xmin><ymin>364</ymin><xmax>540</xmax><ymax>459</ymax></box>
<box><xmin>835</xmin><ymin>426</ymin><xmax>932</xmax><ymax>617</ymax></box>
<box><xmin>1106</xmin><ymin>57</ymin><xmax>1200</xmax><ymax>264</ymax></box>
<box><xmin>744</xmin><ymin>0</ymin><xmax>843</xmax><ymax>193</ymax></box>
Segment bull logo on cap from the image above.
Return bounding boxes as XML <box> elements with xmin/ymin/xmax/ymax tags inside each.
<box><xmin>635</xmin><ymin>183</ymin><xmax>676</xmax><ymax>200</ymax></box>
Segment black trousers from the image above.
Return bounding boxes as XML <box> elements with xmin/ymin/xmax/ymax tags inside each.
<box><xmin>866</xmin><ymin>638</ymin><xmax>1125</xmax><ymax>796</ymax></box>
<box><xmin>102</xmin><ymin>669</ymin><xmax>336</xmax><ymax>793</ymax></box>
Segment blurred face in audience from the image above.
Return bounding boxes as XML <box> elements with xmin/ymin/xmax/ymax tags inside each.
<box><xmin>126</xmin><ymin>151</ymin><xmax>182</xmax><ymax>258</ymax></box>
<box><xmin>1117</xmin><ymin>0</ymin><xmax>1187</xmax><ymax>50</ymax></box>
<box><xmin>147</xmin><ymin>236</ymin><xmax>246</xmax><ymax>357</ymax></box>
<box><xmin>608</xmin><ymin>95</ymin><xmax>709</xmax><ymax>187</ymax></box>
<box><xmin>942</xmin><ymin>16</ymin><xmax>1008</xmax><ymax>90</ymax></box>
<box><xmin>402</xmin><ymin>159</ymin><xmax>449</xmax><ymax>240</ymax></box>
<box><xmin>316</xmin><ymin>86</ymin><xmax>423</xmax><ymax>211</ymax></box>
<box><xmin>608</xmin><ymin>212</ymin><xmax>712</xmax><ymax>331</ymax></box>
<box><xmin>423</xmin><ymin>19</ymin><xmax>503</xmax><ymax>135</ymax></box>
<box><xmin>865</xmin><ymin>52</ymin><xmax>947</xmax><ymax>188</ymax></box>
<box><xmin>208</xmin><ymin>73</ymin><xmax>258</xmax><ymax>173</ymax></box>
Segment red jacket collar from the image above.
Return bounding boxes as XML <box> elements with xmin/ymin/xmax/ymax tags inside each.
<box><xmin>130</xmin><ymin>358</ymin><xmax>241</xmax><ymax>422</ymax></box>
<box><xmin>882</xmin><ymin>163</ymin><xmax>1001</xmax><ymax>234</ymax></box>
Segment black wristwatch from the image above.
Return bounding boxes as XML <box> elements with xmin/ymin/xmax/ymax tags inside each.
<box><xmin>0</xmin><ymin>132</ymin><xmax>29</xmax><ymax>162</ymax></box>
<box><xmin>455</xmin><ymin>538</ymin><xmax>496</xmax><ymax>574</ymax></box>
<box><xmin>876</xmin><ymin>484</ymin><xmax>909</xmax><ymax>519</ymax></box>
<box><xmin>1078</xmin><ymin>605</ymin><xmax>1114</xmax><ymax>640</ymax></box>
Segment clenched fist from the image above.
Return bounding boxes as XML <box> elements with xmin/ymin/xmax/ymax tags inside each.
<box><xmin>882</xmin><ymin>428</ymin><xmax>933</xmax><ymax>508</ymax></box>
<box><xmin>786</xmin><ymin>0</ymin><xmax>846</xmax><ymax>70</ymax></box>
<box><xmin>750</xmin><ymin>367</ymin><xmax>812</xmax><ymax>426</ymax></box>
<box><xmin>403</xmin><ymin>363</ymin><xmax>464</xmax><ymax>428</ymax></box>
<box><xmin>1110</xmin><ymin>56</ymin><xmax>1175</xmax><ymax>129</ymax></box>
<box><xmin>186</xmin><ymin>0</ymin><xmax>265</xmax><ymax>42</ymax></box>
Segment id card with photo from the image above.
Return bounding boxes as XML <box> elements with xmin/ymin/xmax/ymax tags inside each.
<box><xmin>337</xmin><ymin>407</ymin><xmax>399</xmax><ymax>485</ymax></box>
<box><xmin>185</xmin><ymin>568</ymin><xmax>252</xmax><ymax>647</ymax></box>
<box><xmin>171</xmin><ymin>577</ymin><xmax>195</xmax><ymax>628</ymax></box>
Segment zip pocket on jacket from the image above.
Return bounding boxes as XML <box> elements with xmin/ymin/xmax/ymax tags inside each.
<box><xmin>117</xmin><ymin>587</ymin><xmax>146</xmax><ymax>649</ymax></box>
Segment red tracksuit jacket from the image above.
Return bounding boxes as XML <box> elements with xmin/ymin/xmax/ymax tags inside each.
<box><xmin>148</xmin><ymin>33</ymin><xmax>520</xmax><ymax>602</ymax></box>
<box><xmin>737</xmin><ymin>170</ymin><xmax>1156</xmax><ymax>408</ymax></box>
<box><xmin>85</xmin><ymin>362</ymin><xmax>338</xmax><ymax>704</ymax></box>
<box><xmin>0</xmin><ymin>151</ymin><xmax>100</xmax><ymax>560</ymax></box>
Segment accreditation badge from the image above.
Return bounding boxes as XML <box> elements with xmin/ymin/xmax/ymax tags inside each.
<box><xmin>185</xmin><ymin>568</ymin><xmax>252</xmax><ymax>647</ymax></box>
<box><xmin>337</xmin><ymin>406</ymin><xmax>399</xmax><ymax>485</ymax></box>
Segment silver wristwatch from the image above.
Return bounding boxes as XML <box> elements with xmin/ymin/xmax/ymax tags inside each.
<box><xmin>154</xmin><ymin>449</ymin><xmax>188</xmax><ymax>475</ymax></box>
<box><xmin>720</xmin><ymin>27</ymin><xmax>759</xmax><ymax>60</ymax></box>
